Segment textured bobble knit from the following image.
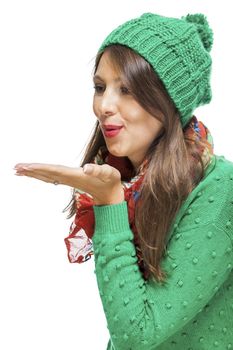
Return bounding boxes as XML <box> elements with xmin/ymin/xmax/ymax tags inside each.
<box><xmin>98</xmin><ymin>12</ymin><xmax>213</xmax><ymax>128</ymax></box>
<box><xmin>92</xmin><ymin>154</ymin><xmax>233</xmax><ymax>350</ymax></box>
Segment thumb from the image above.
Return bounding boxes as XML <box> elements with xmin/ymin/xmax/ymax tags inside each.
<box><xmin>83</xmin><ymin>164</ymin><xmax>94</xmax><ymax>174</ymax></box>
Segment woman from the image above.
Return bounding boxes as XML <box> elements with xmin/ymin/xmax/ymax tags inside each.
<box><xmin>14</xmin><ymin>12</ymin><xmax>233</xmax><ymax>349</ymax></box>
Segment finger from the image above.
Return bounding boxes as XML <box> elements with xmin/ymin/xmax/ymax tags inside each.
<box><xmin>14</xmin><ymin>164</ymin><xmax>86</xmax><ymax>187</ymax></box>
<box><xmin>15</xmin><ymin>163</ymin><xmax>63</xmax><ymax>173</ymax></box>
<box><xmin>98</xmin><ymin>164</ymin><xmax>113</xmax><ymax>181</ymax></box>
<box><xmin>14</xmin><ymin>163</ymin><xmax>33</xmax><ymax>170</ymax></box>
<box><xmin>15</xmin><ymin>163</ymin><xmax>81</xmax><ymax>178</ymax></box>
<box><xmin>83</xmin><ymin>164</ymin><xmax>95</xmax><ymax>174</ymax></box>
<box><xmin>14</xmin><ymin>162</ymin><xmax>62</xmax><ymax>171</ymax></box>
<box><xmin>85</xmin><ymin>164</ymin><xmax>116</xmax><ymax>182</ymax></box>
<box><xmin>15</xmin><ymin>170</ymin><xmax>59</xmax><ymax>185</ymax></box>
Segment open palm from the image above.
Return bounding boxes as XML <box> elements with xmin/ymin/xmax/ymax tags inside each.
<box><xmin>14</xmin><ymin>162</ymin><xmax>125</xmax><ymax>205</ymax></box>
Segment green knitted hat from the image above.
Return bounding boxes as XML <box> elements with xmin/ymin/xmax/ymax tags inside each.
<box><xmin>97</xmin><ymin>12</ymin><xmax>214</xmax><ymax>128</ymax></box>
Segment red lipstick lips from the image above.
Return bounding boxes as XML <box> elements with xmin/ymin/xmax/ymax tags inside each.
<box><xmin>103</xmin><ymin>124</ymin><xmax>123</xmax><ymax>130</ymax></box>
<box><xmin>103</xmin><ymin>125</ymin><xmax>124</xmax><ymax>138</ymax></box>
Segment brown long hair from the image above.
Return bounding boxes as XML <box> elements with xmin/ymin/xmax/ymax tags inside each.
<box><xmin>63</xmin><ymin>44</ymin><xmax>210</xmax><ymax>284</ymax></box>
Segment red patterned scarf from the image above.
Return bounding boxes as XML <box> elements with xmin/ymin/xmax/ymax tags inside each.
<box><xmin>64</xmin><ymin>115</ymin><xmax>214</xmax><ymax>279</ymax></box>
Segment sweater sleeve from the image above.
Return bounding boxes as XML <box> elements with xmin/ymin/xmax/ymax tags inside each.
<box><xmin>91</xmin><ymin>179</ymin><xmax>233</xmax><ymax>349</ymax></box>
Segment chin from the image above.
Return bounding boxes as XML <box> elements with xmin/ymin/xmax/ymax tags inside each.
<box><xmin>106</xmin><ymin>146</ymin><xmax>126</xmax><ymax>158</ymax></box>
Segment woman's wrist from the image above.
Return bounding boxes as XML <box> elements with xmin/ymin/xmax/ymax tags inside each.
<box><xmin>93</xmin><ymin>187</ymin><xmax>125</xmax><ymax>206</ymax></box>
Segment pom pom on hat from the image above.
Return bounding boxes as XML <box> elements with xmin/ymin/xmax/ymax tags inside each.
<box><xmin>183</xmin><ymin>13</ymin><xmax>214</xmax><ymax>52</ymax></box>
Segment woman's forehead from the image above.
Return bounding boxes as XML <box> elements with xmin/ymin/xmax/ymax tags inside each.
<box><xmin>96</xmin><ymin>50</ymin><xmax>122</xmax><ymax>75</ymax></box>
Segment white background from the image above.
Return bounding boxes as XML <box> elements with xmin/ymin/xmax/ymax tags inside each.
<box><xmin>0</xmin><ymin>0</ymin><xmax>232</xmax><ymax>349</ymax></box>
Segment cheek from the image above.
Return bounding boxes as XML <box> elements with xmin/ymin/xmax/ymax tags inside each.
<box><xmin>92</xmin><ymin>98</ymin><xmax>97</xmax><ymax>116</ymax></box>
<box><xmin>132</xmin><ymin>124</ymin><xmax>157</xmax><ymax>142</ymax></box>
<box><xmin>93</xmin><ymin>99</ymin><xmax>103</xmax><ymax>123</ymax></box>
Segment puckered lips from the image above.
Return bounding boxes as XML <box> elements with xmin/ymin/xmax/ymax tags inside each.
<box><xmin>102</xmin><ymin>124</ymin><xmax>124</xmax><ymax>130</ymax></box>
<box><xmin>102</xmin><ymin>124</ymin><xmax>124</xmax><ymax>138</ymax></box>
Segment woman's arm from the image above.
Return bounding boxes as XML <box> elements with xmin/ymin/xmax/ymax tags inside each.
<box><xmin>92</xmin><ymin>176</ymin><xmax>233</xmax><ymax>349</ymax></box>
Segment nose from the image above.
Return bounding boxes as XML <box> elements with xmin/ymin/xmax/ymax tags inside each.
<box><xmin>99</xmin><ymin>88</ymin><xmax>118</xmax><ymax>117</ymax></box>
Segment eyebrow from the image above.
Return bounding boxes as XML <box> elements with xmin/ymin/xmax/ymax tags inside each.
<box><xmin>93</xmin><ymin>74</ymin><xmax>122</xmax><ymax>82</ymax></box>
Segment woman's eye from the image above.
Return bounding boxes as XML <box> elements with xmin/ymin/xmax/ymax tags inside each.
<box><xmin>93</xmin><ymin>85</ymin><xmax>130</xmax><ymax>95</ymax></box>
<box><xmin>93</xmin><ymin>85</ymin><xmax>103</xmax><ymax>93</ymax></box>
<box><xmin>120</xmin><ymin>86</ymin><xmax>130</xmax><ymax>94</ymax></box>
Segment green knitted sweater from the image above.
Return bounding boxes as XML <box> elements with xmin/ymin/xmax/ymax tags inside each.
<box><xmin>92</xmin><ymin>154</ymin><xmax>233</xmax><ymax>350</ymax></box>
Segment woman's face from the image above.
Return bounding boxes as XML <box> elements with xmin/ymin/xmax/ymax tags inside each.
<box><xmin>92</xmin><ymin>50</ymin><xmax>164</xmax><ymax>171</ymax></box>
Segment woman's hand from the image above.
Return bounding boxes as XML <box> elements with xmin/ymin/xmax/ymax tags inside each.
<box><xmin>14</xmin><ymin>162</ymin><xmax>125</xmax><ymax>206</ymax></box>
